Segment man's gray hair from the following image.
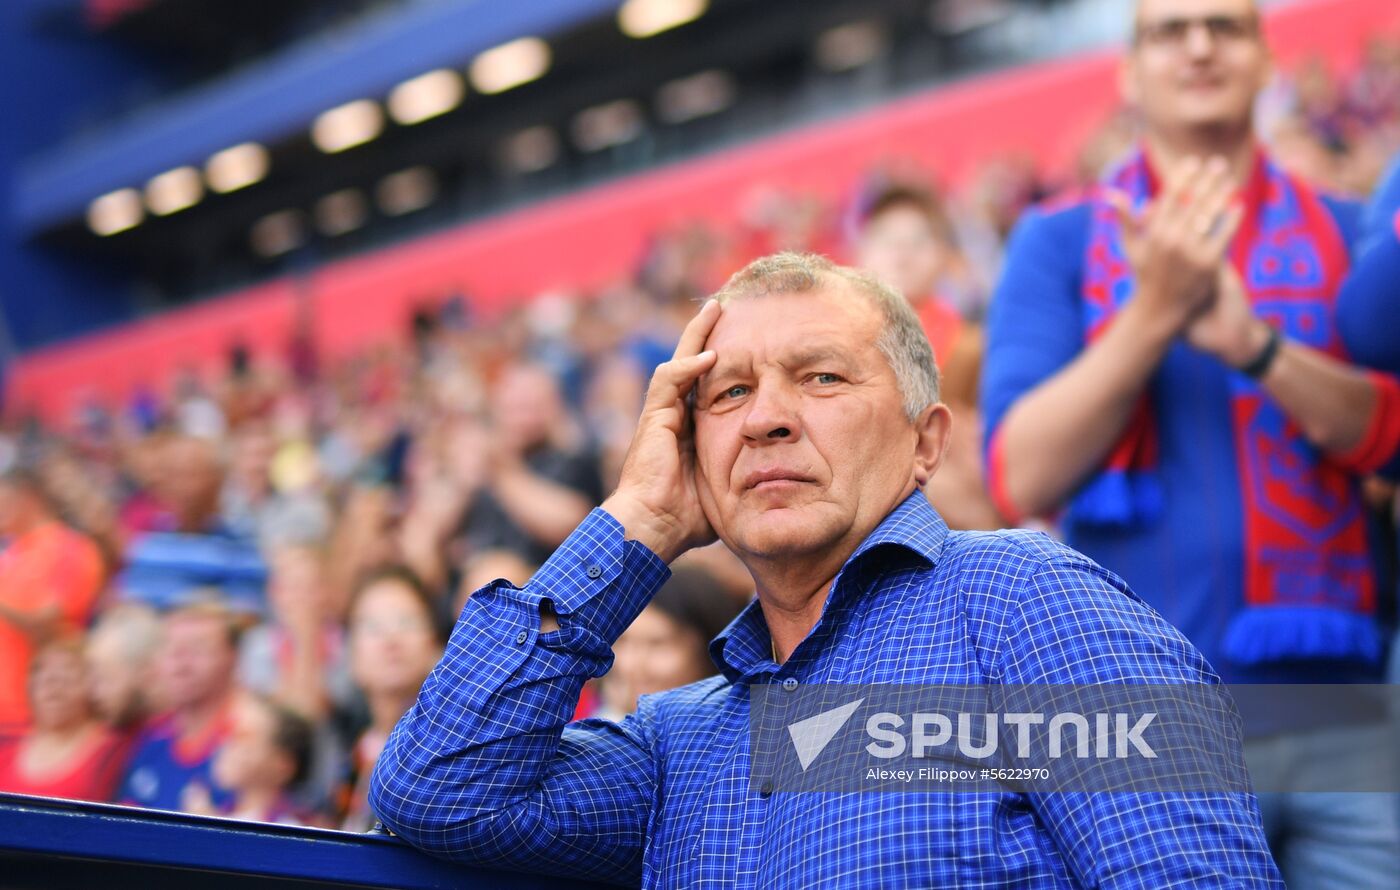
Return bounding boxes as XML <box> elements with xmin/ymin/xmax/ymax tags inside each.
<box><xmin>710</xmin><ymin>252</ymin><xmax>940</xmax><ymax>420</ymax></box>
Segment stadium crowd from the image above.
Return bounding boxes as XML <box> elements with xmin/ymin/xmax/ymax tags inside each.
<box><xmin>0</xmin><ymin>26</ymin><xmax>1397</xmax><ymax>859</ymax></box>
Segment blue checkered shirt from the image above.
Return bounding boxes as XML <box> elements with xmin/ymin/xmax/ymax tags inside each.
<box><xmin>370</xmin><ymin>493</ymin><xmax>1281</xmax><ymax>887</ymax></box>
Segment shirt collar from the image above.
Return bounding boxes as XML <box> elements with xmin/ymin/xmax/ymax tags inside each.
<box><xmin>707</xmin><ymin>491</ymin><xmax>949</xmax><ymax>684</ymax></box>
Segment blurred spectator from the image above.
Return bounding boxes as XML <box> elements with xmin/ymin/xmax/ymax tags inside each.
<box><xmin>1350</xmin><ymin>40</ymin><xmax>1400</xmax><ymax>127</ymax></box>
<box><xmin>454</xmin><ymin>548</ymin><xmax>536</xmax><ymax>619</ymax></box>
<box><xmin>0</xmin><ymin>639</ymin><xmax>130</xmax><ymax>801</ymax></box>
<box><xmin>85</xmin><ymin>603</ymin><xmax>163</xmax><ymax>730</ymax></box>
<box><xmin>339</xmin><ymin>566</ymin><xmax>444</xmax><ymax>832</ymax></box>
<box><xmin>448</xmin><ymin>363</ymin><xmax>602</xmax><ymax>567</ymax></box>
<box><xmin>219</xmin><ymin>421</ymin><xmax>277</xmax><ymax>542</ymax></box>
<box><xmin>123</xmin><ymin>435</ymin><xmax>227</xmax><ymax>538</ymax></box>
<box><xmin>185</xmin><ymin>691</ymin><xmax>312</xmax><ymax>825</ymax></box>
<box><xmin>983</xmin><ymin>2</ymin><xmax>1400</xmax><ymax>882</ymax></box>
<box><xmin>1338</xmin><ymin>151</ymin><xmax>1400</xmax><ymax>373</ymax></box>
<box><xmin>582</xmin><ymin>353</ymin><xmax>649</xmax><ymax>494</ymax></box>
<box><xmin>597</xmin><ymin>567</ymin><xmax>742</xmax><ymax>721</ymax></box>
<box><xmin>325</xmin><ymin>484</ymin><xmax>400</xmax><ymax>609</ymax></box>
<box><xmin>0</xmin><ymin>469</ymin><xmax>106</xmax><ymax>728</ymax></box>
<box><xmin>238</xmin><ymin>543</ymin><xmax>352</xmax><ymax>722</ymax></box>
<box><xmin>118</xmin><ymin>433</ymin><xmax>268</xmax><ymax>611</ymax></box>
<box><xmin>854</xmin><ymin>182</ymin><xmax>1003</xmax><ymax>530</ymax></box>
<box><xmin>117</xmin><ymin>598</ymin><xmax>241</xmax><ymax>812</ymax></box>
<box><xmin>36</xmin><ymin>445</ymin><xmax>124</xmax><ymax>572</ymax></box>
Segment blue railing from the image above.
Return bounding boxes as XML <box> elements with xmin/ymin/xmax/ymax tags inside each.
<box><xmin>0</xmin><ymin>793</ymin><xmax>619</xmax><ymax>889</ymax></box>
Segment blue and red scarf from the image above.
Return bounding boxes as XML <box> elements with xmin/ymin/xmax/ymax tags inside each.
<box><xmin>1079</xmin><ymin>148</ymin><xmax>1397</xmax><ymax>668</ymax></box>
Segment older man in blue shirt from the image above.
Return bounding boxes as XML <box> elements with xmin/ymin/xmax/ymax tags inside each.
<box><xmin>370</xmin><ymin>252</ymin><xmax>1279</xmax><ymax>887</ymax></box>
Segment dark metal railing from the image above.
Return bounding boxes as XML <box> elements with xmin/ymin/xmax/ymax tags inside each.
<box><xmin>0</xmin><ymin>793</ymin><xmax>619</xmax><ymax>889</ymax></box>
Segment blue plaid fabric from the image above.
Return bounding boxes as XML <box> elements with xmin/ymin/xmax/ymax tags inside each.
<box><xmin>370</xmin><ymin>493</ymin><xmax>1282</xmax><ymax>888</ymax></box>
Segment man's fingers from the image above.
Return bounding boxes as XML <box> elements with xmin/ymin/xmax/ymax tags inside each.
<box><xmin>1191</xmin><ymin>184</ymin><xmax>1233</xmax><ymax>238</ymax></box>
<box><xmin>1159</xmin><ymin>155</ymin><xmax>1204</xmax><ymax>215</ymax></box>
<box><xmin>644</xmin><ymin>350</ymin><xmax>718</xmax><ymax>412</ymax></box>
<box><xmin>1160</xmin><ymin>155</ymin><xmax>1231</xmax><ymax>240</ymax></box>
<box><xmin>1107</xmin><ymin>189</ymin><xmax>1150</xmax><ymax>260</ymax></box>
<box><xmin>1105</xmin><ymin>189</ymin><xmax>1137</xmax><ymax>230</ymax></box>
<box><xmin>672</xmin><ymin>299</ymin><xmax>723</xmax><ymax>362</ymax></box>
<box><xmin>1205</xmin><ymin>202</ymin><xmax>1245</xmax><ymax>254</ymax></box>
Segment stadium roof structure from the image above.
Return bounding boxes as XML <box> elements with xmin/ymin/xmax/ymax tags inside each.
<box><xmin>16</xmin><ymin>0</ymin><xmax>1083</xmax><ymax>306</ymax></box>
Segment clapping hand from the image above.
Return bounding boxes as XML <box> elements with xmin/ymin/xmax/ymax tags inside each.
<box><xmin>1186</xmin><ymin>264</ymin><xmax>1272</xmax><ymax>369</ymax></box>
<box><xmin>1105</xmin><ymin>156</ymin><xmax>1244</xmax><ymax>337</ymax></box>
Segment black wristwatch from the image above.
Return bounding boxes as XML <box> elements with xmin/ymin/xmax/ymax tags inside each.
<box><xmin>1238</xmin><ymin>325</ymin><xmax>1282</xmax><ymax>380</ymax></box>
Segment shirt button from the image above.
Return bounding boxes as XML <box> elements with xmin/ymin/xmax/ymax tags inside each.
<box><xmin>515</xmin><ymin>630</ymin><xmax>528</xmax><ymax>645</ymax></box>
<box><xmin>586</xmin><ymin>564</ymin><xmax>603</xmax><ymax>579</ymax></box>
<box><xmin>760</xmin><ymin>780</ymin><xmax>774</xmax><ymax>797</ymax></box>
<box><xmin>781</xmin><ymin>677</ymin><xmax>799</xmax><ymax>692</ymax></box>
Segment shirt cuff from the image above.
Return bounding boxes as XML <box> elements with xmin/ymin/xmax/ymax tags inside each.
<box><xmin>1332</xmin><ymin>370</ymin><xmax>1400</xmax><ymax>474</ymax></box>
<box><xmin>985</xmin><ymin>427</ymin><xmax>1025</xmax><ymax>526</ymax></box>
<box><xmin>518</xmin><ymin>507</ymin><xmax>672</xmax><ymax>646</ymax></box>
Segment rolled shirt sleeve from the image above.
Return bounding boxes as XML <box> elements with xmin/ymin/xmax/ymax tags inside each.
<box><xmin>369</xmin><ymin>508</ymin><xmax>670</xmax><ymax>885</ymax></box>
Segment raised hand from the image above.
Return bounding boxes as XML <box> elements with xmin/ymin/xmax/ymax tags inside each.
<box><xmin>601</xmin><ymin>299</ymin><xmax>722</xmax><ymax>563</ymax></box>
<box><xmin>1105</xmin><ymin>155</ymin><xmax>1244</xmax><ymax>337</ymax></box>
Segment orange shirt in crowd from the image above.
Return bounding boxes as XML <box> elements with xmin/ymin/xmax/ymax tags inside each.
<box><xmin>0</xmin><ymin>522</ymin><xmax>105</xmax><ymax>728</ymax></box>
<box><xmin>917</xmin><ymin>297</ymin><xmax>965</xmax><ymax>374</ymax></box>
<box><xmin>916</xmin><ymin>296</ymin><xmax>984</xmax><ymax>408</ymax></box>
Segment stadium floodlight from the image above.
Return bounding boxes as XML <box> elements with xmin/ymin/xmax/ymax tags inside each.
<box><xmin>499</xmin><ymin>125</ymin><xmax>561</xmax><ymax>173</ymax></box>
<box><xmin>206</xmin><ymin>143</ymin><xmax>270</xmax><ymax>193</ymax></box>
<box><xmin>814</xmin><ymin>20</ymin><xmax>890</xmax><ymax>72</ymax></box>
<box><xmin>145</xmin><ymin>166</ymin><xmax>205</xmax><ymax>216</ymax></box>
<box><xmin>250</xmin><ymin>209</ymin><xmax>307</xmax><ymax>257</ymax></box>
<box><xmin>572</xmin><ymin>99</ymin><xmax>644</xmax><ymax>152</ymax></box>
<box><xmin>618</xmin><ymin>0</ymin><xmax>708</xmax><ymax>39</ymax></box>
<box><xmin>388</xmin><ymin>69</ymin><xmax>466</xmax><ymax>125</ymax></box>
<box><xmin>376</xmin><ymin>167</ymin><xmax>438</xmax><ymax>216</ymax></box>
<box><xmin>315</xmin><ymin>188</ymin><xmax>370</xmax><ymax>236</ymax></box>
<box><xmin>469</xmin><ymin>37</ymin><xmax>551</xmax><ymax>95</ymax></box>
<box><xmin>312</xmin><ymin>99</ymin><xmax>385</xmax><ymax>153</ymax></box>
<box><xmin>87</xmin><ymin>188</ymin><xmax>144</xmax><ymax>236</ymax></box>
<box><xmin>656</xmin><ymin>70</ymin><xmax>735</xmax><ymax>123</ymax></box>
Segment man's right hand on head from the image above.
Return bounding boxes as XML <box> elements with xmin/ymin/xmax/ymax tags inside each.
<box><xmin>1106</xmin><ymin>155</ymin><xmax>1244</xmax><ymax>339</ymax></box>
<box><xmin>601</xmin><ymin>299</ymin><xmax>723</xmax><ymax>565</ymax></box>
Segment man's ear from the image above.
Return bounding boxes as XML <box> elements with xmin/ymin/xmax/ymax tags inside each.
<box><xmin>1255</xmin><ymin>45</ymin><xmax>1275</xmax><ymax>97</ymax></box>
<box><xmin>1119</xmin><ymin>55</ymin><xmax>1140</xmax><ymax>108</ymax></box>
<box><xmin>912</xmin><ymin>402</ymin><xmax>953</xmax><ymax>488</ymax></box>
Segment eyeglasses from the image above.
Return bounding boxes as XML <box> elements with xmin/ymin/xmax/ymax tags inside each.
<box><xmin>1133</xmin><ymin>14</ymin><xmax>1259</xmax><ymax>49</ymax></box>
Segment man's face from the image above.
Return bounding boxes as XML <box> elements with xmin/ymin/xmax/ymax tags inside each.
<box><xmin>611</xmin><ymin>605</ymin><xmax>711</xmax><ymax>711</ymax></box>
<box><xmin>212</xmin><ymin>694</ymin><xmax>289</xmax><ymax>792</ymax></box>
<box><xmin>161</xmin><ymin>438</ymin><xmax>222</xmax><ymax>516</ymax></box>
<box><xmin>349</xmin><ymin>580</ymin><xmax>441</xmax><ymax>697</ymax></box>
<box><xmin>29</xmin><ymin>646</ymin><xmax>91</xmax><ymax>729</ymax></box>
<box><xmin>693</xmin><ymin>286</ymin><xmax>928</xmax><ymax>566</ymax></box>
<box><xmin>1124</xmin><ymin>0</ymin><xmax>1269</xmax><ymax>135</ymax></box>
<box><xmin>491</xmin><ymin>365</ymin><xmax>559</xmax><ymax>452</ymax></box>
<box><xmin>156</xmin><ymin>613</ymin><xmax>235</xmax><ymax>711</ymax></box>
<box><xmin>86</xmin><ymin>634</ymin><xmax>144</xmax><ymax>725</ymax></box>
<box><xmin>857</xmin><ymin>204</ymin><xmax>948</xmax><ymax>304</ymax></box>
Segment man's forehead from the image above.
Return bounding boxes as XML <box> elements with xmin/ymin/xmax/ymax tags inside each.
<box><xmin>1134</xmin><ymin>0</ymin><xmax>1257</xmax><ymax>22</ymax></box>
<box><xmin>704</xmin><ymin>286</ymin><xmax>881</xmax><ymax>354</ymax></box>
<box><xmin>705</xmin><ymin>286</ymin><xmax>879</xmax><ymax>366</ymax></box>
